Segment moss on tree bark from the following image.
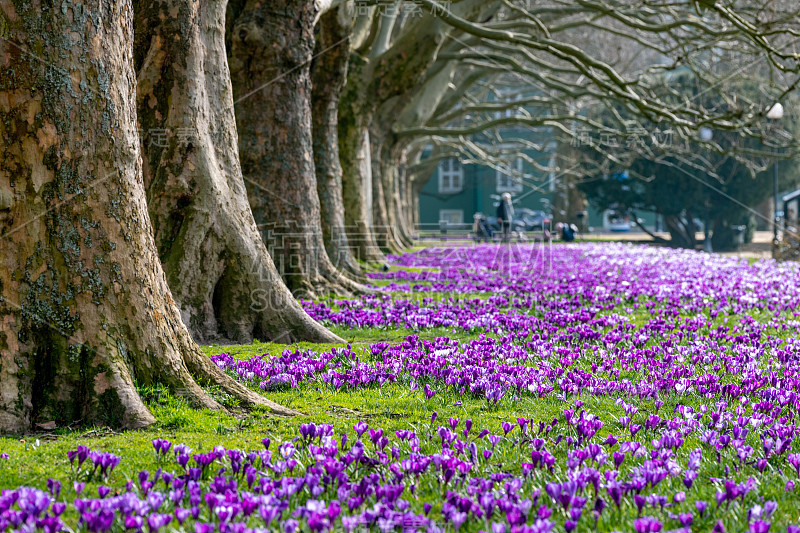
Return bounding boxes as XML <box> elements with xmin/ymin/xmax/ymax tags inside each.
<box><xmin>0</xmin><ymin>0</ymin><xmax>295</xmax><ymax>432</ymax></box>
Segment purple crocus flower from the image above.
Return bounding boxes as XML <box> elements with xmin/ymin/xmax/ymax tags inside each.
<box><xmin>696</xmin><ymin>501</ymin><xmax>707</xmax><ymax>517</ymax></box>
<box><xmin>152</xmin><ymin>439</ymin><xmax>172</xmax><ymax>456</ymax></box>
<box><xmin>633</xmin><ymin>516</ymin><xmax>662</xmax><ymax>533</ymax></box>
<box><xmin>46</xmin><ymin>478</ymin><xmax>61</xmax><ymax>499</ymax></box>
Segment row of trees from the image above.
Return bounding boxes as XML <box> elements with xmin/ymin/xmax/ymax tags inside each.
<box><xmin>2</xmin><ymin>0</ymin><xmax>800</xmax><ymax>431</ymax></box>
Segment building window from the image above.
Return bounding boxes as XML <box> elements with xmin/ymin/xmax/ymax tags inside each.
<box><xmin>438</xmin><ymin>158</ymin><xmax>463</xmax><ymax>194</ymax></box>
<box><xmin>439</xmin><ymin>209</ymin><xmax>464</xmax><ymax>226</ymax></box>
<box><xmin>496</xmin><ymin>157</ymin><xmax>524</xmax><ymax>193</ymax></box>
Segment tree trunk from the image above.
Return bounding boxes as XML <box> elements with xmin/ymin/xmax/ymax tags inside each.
<box><xmin>406</xmin><ymin>166</ymin><xmax>420</xmax><ymax>237</ymax></box>
<box><xmin>134</xmin><ymin>0</ymin><xmax>339</xmax><ymax>344</ymax></box>
<box><xmin>664</xmin><ymin>214</ymin><xmax>696</xmax><ymax>249</ymax></box>
<box><xmin>228</xmin><ymin>0</ymin><xmax>365</xmax><ymax>298</ymax></box>
<box><xmin>369</xmin><ymin>129</ymin><xmax>398</xmax><ymax>253</ymax></box>
<box><xmin>631</xmin><ymin>214</ymin><xmax>668</xmax><ymax>243</ymax></box>
<box><xmin>339</xmin><ymin>64</ymin><xmax>386</xmax><ymax>264</ymax></box>
<box><xmin>393</xmin><ymin>147</ymin><xmax>416</xmax><ymax>247</ymax></box>
<box><xmin>552</xmin><ymin>144</ymin><xmax>588</xmax><ymax>228</ymax></box>
<box><xmin>310</xmin><ymin>5</ymin><xmax>365</xmax><ymax>280</ymax></box>
<box><xmin>387</xmin><ymin>59</ymin><xmax>462</xmax><ymax>244</ymax></box>
<box><xmin>370</xmin><ymin>130</ymin><xmax>407</xmax><ymax>253</ymax></box>
<box><xmin>710</xmin><ymin>218</ymin><xmax>735</xmax><ymax>251</ymax></box>
<box><xmin>0</xmin><ymin>0</ymin><xmax>294</xmax><ymax>433</ymax></box>
<box><xmin>383</xmin><ymin>140</ymin><xmax>415</xmax><ymax>248</ymax></box>
<box><xmin>338</xmin><ymin>0</ymin><xmax>493</xmax><ymax>261</ymax></box>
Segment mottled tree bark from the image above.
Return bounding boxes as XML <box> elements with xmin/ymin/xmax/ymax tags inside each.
<box><xmin>228</xmin><ymin>0</ymin><xmax>365</xmax><ymax>298</ymax></box>
<box><xmin>339</xmin><ymin>59</ymin><xmax>387</xmax><ymax>264</ymax></box>
<box><xmin>369</xmin><ymin>130</ymin><xmax>394</xmax><ymax>253</ymax></box>
<box><xmin>134</xmin><ymin>0</ymin><xmax>339</xmax><ymax>344</ymax></box>
<box><xmin>389</xmin><ymin>62</ymin><xmax>463</xmax><ymax>247</ymax></box>
<box><xmin>311</xmin><ymin>4</ymin><xmax>365</xmax><ymax>279</ymax></box>
<box><xmin>369</xmin><ymin>96</ymin><xmax>416</xmax><ymax>252</ymax></box>
<box><xmin>370</xmin><ymin>129</ymin><xmax>406</xmax><ymax>253</ymax></box>
<box><xmin>338</xmin><ymin>0</ymin><xmax>491</xmax><ymax>261</ymax></box>
<box><xmin>0</xmin><ymin>0</ymin><xmax>293</xmax><ymax>433</ymax></box>
<box><xmin>393</xmin><ymin>148</ymin><xmax>416</xmax><ymax>246</ymax></box>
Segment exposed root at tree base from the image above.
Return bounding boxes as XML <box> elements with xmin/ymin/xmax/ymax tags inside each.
<box><xmin>293</xmin><ymin>268</ymin><xmax>377</xmax><ymax>303</ymax></box>
<box><xmin>182</xmin><ymin>349</ymin><xmax>299</xmax><ymax>416</ymax></box>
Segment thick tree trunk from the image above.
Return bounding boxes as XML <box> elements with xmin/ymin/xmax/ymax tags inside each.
<box><xmin>710</xmin><ymin>212</ymin><xmax>755</xmax><ymax>252</ymax></box>
<box><xmin>134</xmin><ymin>0</ymin><xmax>338</xmax><ymax>344</ymax></box>
<box><xmin>0</xmin><ymin>0</ymin><xmax>294</xmax><ymax>433</ymax></box>
<box><xmin>228</xmin><ymin>0</ymin><xmax>365</xmax><ymax>298</ymax></box>
<box><xmin>370</xmin><ymin>129</ymin><xmax>406</xmax><ymax>253</ymax></box>
<box><xmin>393</xmin><ymin>148</ymin><xmax>416</xmax><ymax>247</ymax></box>
<box><xmin>410</xmin><ymin>176</ymin><xmax>420</xmax><ymax>231</ymax></box>
<box><xmin>311</xmin><ymin>5</ymin><xmax>365</xmax><ymax>280</ymax></box>
<box><xmin>338</xmin><ymin>1</ymin><xmax>492</xmax><ymax>261</ymax></box>
<box><xmin>405</xmin><ymin>165</ymin><xmax>420</xmax><ymax>237</ymax></box>
<box><xmin>369</xmin><ymin>131</ymin><xmax>395</xmax><ymax>253</ymax></box>
<box><xmin>383</xmin><ymin>138</ymin><xmax>415</xmax><ymax>248</ymax></box>
<box><xmin>339</xmin><ymin>75</ymin><xmax>386</xmax><ymax>264</ymax></box>
<box><xmin>386</xmin><ymin>60</ymin><xmax>461</xmax><ymax>246</ymax></box>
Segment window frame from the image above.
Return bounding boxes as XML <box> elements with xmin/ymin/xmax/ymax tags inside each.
<box><xmin>439</xmin><ymin>209</ymin><xmax>464</xmax><ymax>225</ymax></box>
<box><xmin>438</xmin><ymin>158</ymin><xmax>464</xmax><ymax>194</ymax></box>
<box><xmin>496</xmin><ymin>157</ymin><xmax>524</xmax><ymax>193</ymax></box>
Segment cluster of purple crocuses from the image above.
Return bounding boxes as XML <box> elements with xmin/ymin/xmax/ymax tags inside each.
<box><xmin>6</xmin><ymin>243</ymin><xmax>800</xmax><ymax>531</ymax></box>
<box><xmin>67</xmin><ymin>446</ymin><xmax>121</xmax><ymax>482</ymax></box>
<box><xmin>210</xmin><ymin>244</ymin><xmax>800</xmax><ymax>529</ymax></box>
<box><xmin>4</xmin><ymin>412</ymin><xmax>800</xmax><ymax>532</ymax></box>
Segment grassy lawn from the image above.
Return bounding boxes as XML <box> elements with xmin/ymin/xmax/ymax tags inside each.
<box><xmin>2</xmin><ymin>243</ymin><xmax>800</xmax><ymax>532</ymax></box>
<box><xmin>1</xmin><ymin>317</ymin><xmax>794</xmax><ymax>527</ymax></box>
<box><xmin>0</xmin><ymin>325</ymin><xmax>495</xmax><ymax>486</ymax></box>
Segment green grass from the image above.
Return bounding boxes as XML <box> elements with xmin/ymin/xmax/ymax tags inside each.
<box><xmin>4</xmin><ymin>277</ymin><xmax>800</xmax><ymax>529</ymax></box>
<box><xmin>1</xmin><ymin>291</ymin><xmax>784</xmax><ymax>493</ymax></box>
<box><xmin>0</xmin><ymin>323</ymin><xmax>484</xmax><ymax>489</ymax></box>
<box><xmin>201</xmin><ymin>325</ymin><xmax>481</xmax><ymax>361</ymax></box>
<box><xmin>2</xmin><ymin>377</ymin><xmax>796</xmax><ymax>526</ymax></box>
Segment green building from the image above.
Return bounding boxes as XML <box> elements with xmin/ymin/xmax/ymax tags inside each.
<box><xmin>417</xmin><ymin>153</ymin><xmax>662</xmax><ymax>232</ymax></box>
<box><xmin>415</xmin><ymin>87</ymin><xmax>659</xmax><ymax>233</ymax></box>
<box><xmin>419</xmin><ymin>148</ymin><xmax>557</xmax><ymax>228</ymax></box>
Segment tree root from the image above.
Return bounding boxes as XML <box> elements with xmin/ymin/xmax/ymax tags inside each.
<box><xmin>182</xmin><ymin>349</ymin><xmax>299</xmax><ymax>416</ymax></box>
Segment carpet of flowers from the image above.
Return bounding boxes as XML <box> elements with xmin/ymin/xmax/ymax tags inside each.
<box><xmin>5</xmin><ymin>243</ymin><xmax>800</xmax><ymax>532</ymax></box>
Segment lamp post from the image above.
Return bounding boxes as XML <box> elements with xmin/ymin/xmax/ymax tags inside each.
<box><xmin>767</xmin><ymin>102</ymin><xmax>784</xmax><ymax>244</ymax></box>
